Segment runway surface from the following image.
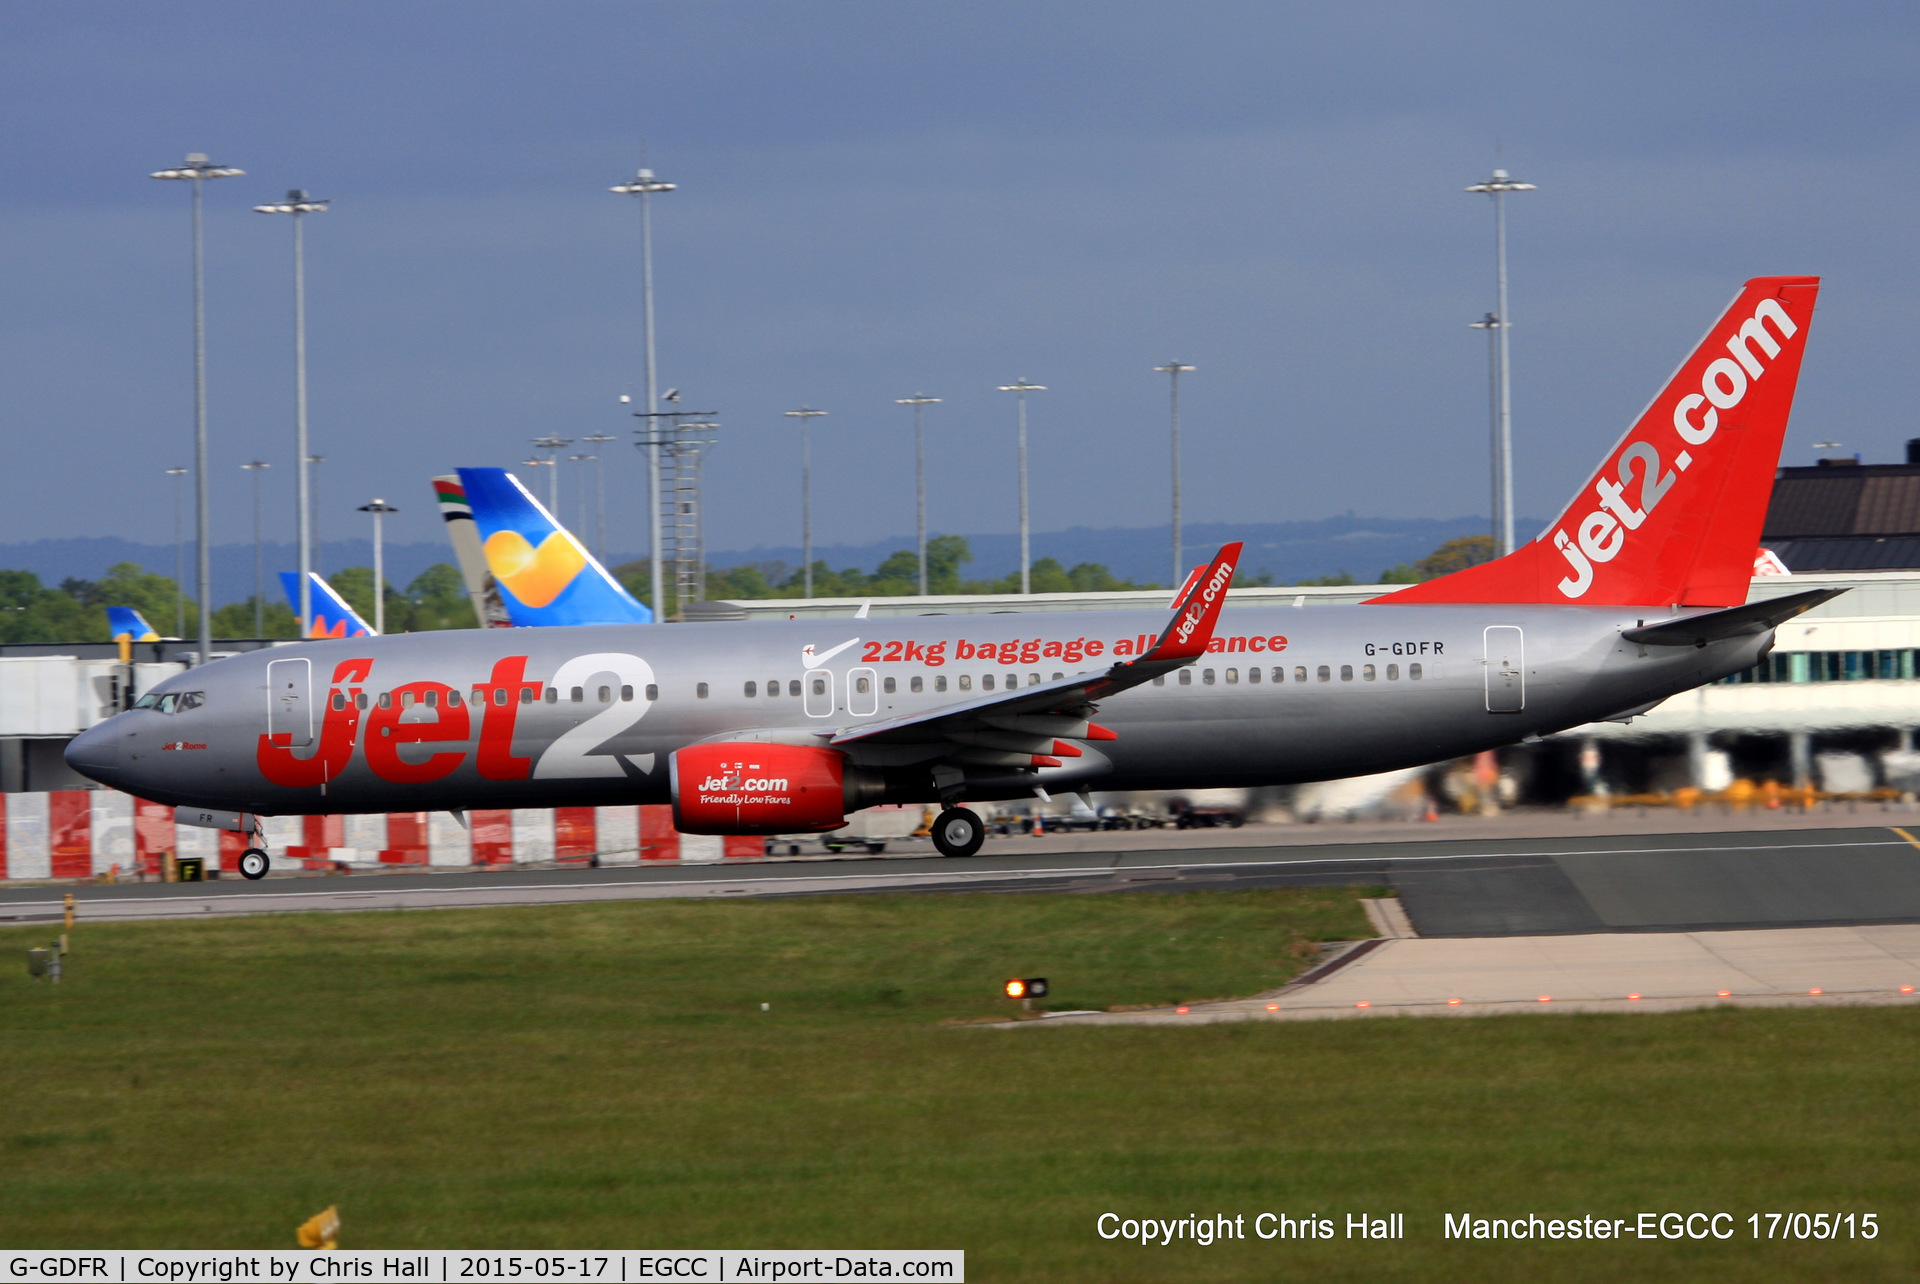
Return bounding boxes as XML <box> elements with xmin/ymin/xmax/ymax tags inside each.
<box><xmin>6</xmin><ymin>823</ymin><xmax>1920</xmax><ymax>935</ymax></box>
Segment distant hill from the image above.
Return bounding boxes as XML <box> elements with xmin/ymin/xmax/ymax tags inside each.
<box><xmin>705</xmin><ymin>515</ymin><xmax>1526</xmax><ymax>587</ymax></box>
<box><xmin>0</xmin><ymin>515</ymin><xmax>1522</xmax><ymax>604</ymax></box>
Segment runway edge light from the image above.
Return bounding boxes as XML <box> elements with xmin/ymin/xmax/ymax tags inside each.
<box><xmin>1004</xmin><ymin>978</ymin><xmax>1048</xmax><ymax>1000</ymax></box>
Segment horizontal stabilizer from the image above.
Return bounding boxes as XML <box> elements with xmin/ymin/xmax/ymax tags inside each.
<box><xmin>1620</xmin><ymin>587</ymin><xmax>1846</xmax><ymax>647</ymax></box>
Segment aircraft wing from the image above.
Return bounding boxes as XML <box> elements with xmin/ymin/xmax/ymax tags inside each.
<box><xmin>830</xmin><ymin>543</ymin><xmax>1242</xmax><ymax>768</ymax></box>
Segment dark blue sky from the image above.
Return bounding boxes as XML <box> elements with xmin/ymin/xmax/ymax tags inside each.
<box><xmin>3</xmin><ymin>2</ymin><xmax>1916</xmax><ymax>564</ymax></box>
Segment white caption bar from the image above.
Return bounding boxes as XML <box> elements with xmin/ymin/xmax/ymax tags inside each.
<box><xmin>3</xmin><ymin>1253</ymin><xmax>963</xmax><ymax>1284</ymax></box>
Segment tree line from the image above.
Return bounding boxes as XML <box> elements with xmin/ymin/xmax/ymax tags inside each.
<box><xmin>0</xmin><ymin>534</ymin><xmax>1495</xmax><ymax>642</ymax></box>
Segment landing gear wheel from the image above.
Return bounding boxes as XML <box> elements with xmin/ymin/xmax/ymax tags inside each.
<box><xmin>238</xmin><ymin>848</ymin><xmax>270</xmax><ymax>881</ymax></box>
<box><xmin>931</xmin><ymin>807</ymin><xmax>986</xmax><ymax>859</ymax></box>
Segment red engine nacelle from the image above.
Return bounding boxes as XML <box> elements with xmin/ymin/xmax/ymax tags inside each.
<box><xmin>670</xmin><ymin>741</ymin><xmax>851</xmax><ymax>834</ymax></box>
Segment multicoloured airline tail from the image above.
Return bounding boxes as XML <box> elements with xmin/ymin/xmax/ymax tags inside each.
<box><xmin>432</xmin><ymin>474</ymin><xmax>513</xmax><ymax>628</ymax></box>
<box><xmin>107</xmin><ymin>607</ymin><xmax>160</xmax><ymax>642</ymax></box>
<box><xmin>455</xmin><ymin>467</ymin><xmax>654</xmax><ymax>626</ymax></box>
<box><xmin>278</xmin><ymin>571</ymin><xmax>376</xmax><ymax>638</ymax></box>
<box><xmin>1378</xmin><ymin>275</ymin><xmax>1820</xmax><ymax>608</ymax></box>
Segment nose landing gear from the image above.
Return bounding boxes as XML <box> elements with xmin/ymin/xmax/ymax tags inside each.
<box><xmin>930</xmin><ymin>807</ymin><xmax>986</xmax><ymax>859</ymax></box>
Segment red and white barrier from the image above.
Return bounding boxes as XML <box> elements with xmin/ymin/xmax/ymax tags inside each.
<box><xmin>0</xmin><ymin>792</ymin><xmax>760</xmax><ymax>879</ymax></box>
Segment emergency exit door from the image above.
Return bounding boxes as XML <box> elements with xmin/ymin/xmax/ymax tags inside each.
<box><xmin>267</xmin><ymin>657</ymin><xmax>313</xmax><ymax>746</ymax></box>
<box><xmin>1483</xmin><ymin>626</ymin><xmax>1524</xmax><ymax>713</ymax></box>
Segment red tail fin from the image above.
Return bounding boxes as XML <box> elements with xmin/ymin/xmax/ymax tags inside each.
<box><xmin>1380</xmin><ymin>276</ymin><xmax>1820</xmax><ymax>607</ymax></box>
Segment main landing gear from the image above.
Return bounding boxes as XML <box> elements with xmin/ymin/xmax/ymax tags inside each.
<box><xmin>238</xmin><ymin>848</ymin><xmax>270</xmax><ymax>880</ymax></box>
<box><xmin>930</xmin><ymin>807</ymin><xmax>986</xmax><ymax>859</ymax></box>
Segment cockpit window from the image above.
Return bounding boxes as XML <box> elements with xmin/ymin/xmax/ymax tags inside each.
<box><xmin>134</xmin><ymin>691</ymin><xmax>198</xmax><ymax>714</ymax></box>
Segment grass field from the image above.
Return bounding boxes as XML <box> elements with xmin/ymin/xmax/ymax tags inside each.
<box><xmin>2</xmin><ymin>888</ymin><xmax>1916</xmax><ymax>1281</ymax></box>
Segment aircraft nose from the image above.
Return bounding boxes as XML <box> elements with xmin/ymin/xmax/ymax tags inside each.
<box><xmin>64</xmin><ymin>720</ymin><xmax>125</xmax><ymax>787</ymax></box>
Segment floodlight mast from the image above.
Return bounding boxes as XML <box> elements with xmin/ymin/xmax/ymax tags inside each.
<box><xmin>241</xmin><ymin>460</ymin><xmax>270</xmax><ymax>634</ymax></box>
<box><xmin>785</xmin><ymin>408</ymin><xmax>828</xmax><ymax>598</ymax></box>
<box><xmin>530</xmin><ymin>435</ymin><xmax>572</xmax><ymax>511</ymax></box>
<box><xmin>610</xmin><ymin>167</ymin><xmax>676</xmax><ymax>620</ymax></box>
<box><xmin>356</xmin><ymin>500</ymin><xmax>399</xmax><ymax>635</ymax></box>
<box><xmin>896</xmin><ymin>395</ymin><xmax>941</xmax><ymax>594</ymax></box>
<box><xmin>151</xmin><ymin>153</ymin><xmax>243</xmax><ymax>664</ymax></box>
<box><xmin>253</xmin><ymin>189</ymin><xmax>329</xmax><ymax>635</ymax></box>
<box><xmin>1468</xmin><ymin>313</ymin><xmax>1503</xmax><ymax>548</ymax></box>
<box><xmin>1464</xmin><ymin>166</ymin><xmax>1535</xmax><ymax>556</ymax></box>
<box><xmin>996</xmin><ymin>380</ymin><xmax>1047</xmax><ymax>594</ymax></box>
<box><xmin>1154</xmin><ymin>363</ymin><xmax>1195</xmax><ymax>585</ymax></box>
<box><xmin>581</xmin><ymin>434</ymin><xmax>618</xmax><ymax>560</ymax></box>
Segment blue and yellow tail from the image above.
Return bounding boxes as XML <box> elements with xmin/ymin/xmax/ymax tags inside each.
<box><xmin>456</xmin><ymin>467</ymin><xmax>653</xmax><ymax>626</ymax></box>
<box><xmin>279</xmin><ymin>571</ymin><xmax>376</xmax><ymax>638</ymax></box>
<box><xmin>107</xmin><ymin>607</ymin><xmax>160</xmax><ymax>642</ymax></box>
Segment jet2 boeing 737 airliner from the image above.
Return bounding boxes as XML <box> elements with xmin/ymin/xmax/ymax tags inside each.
<box><xmin>68</xmin><ymin>277</ymin><xmax>1837</xmax><ymax>875</ymax></box>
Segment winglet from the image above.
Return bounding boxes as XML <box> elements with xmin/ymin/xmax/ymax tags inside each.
<box><xmin>1143</xmin><ymin>542</ymin><xmax>1242</xmax><ymax>662</ymax></box>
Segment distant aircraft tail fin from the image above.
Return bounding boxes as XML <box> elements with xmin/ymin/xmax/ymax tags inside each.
<box><xmin>1377</xmin><ymin>275</ymin><xmax>1820</xmax><ymax>607</ymax></box>
<box><xmin>432</xmin><ymin>474</ymin><xmax>514</xmax><ymax>627</ymax></box>
<box><xmin>455</xmin><ymin>467</ymin><xmax>654</xmax><ymax>626</ymax></box>
<box><xmin>107</xmin><ymin>607</ymin><xmax>159</xmax><ymax>642</ymax></box>
<box><xmin>279</xmin><ymin>571</ymin><xmax>375</xmax><ymax>638</ymax></box>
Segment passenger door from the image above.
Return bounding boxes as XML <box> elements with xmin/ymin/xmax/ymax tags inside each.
<box><xmin>267</xmin><ymin>657</ymin><xmax>313</xmax><ymax>746</ymax></box>
<box><xmin>1483</xmin><ymin>626</ymin><xmax>1524</xmax><ymax>713</ymax></box>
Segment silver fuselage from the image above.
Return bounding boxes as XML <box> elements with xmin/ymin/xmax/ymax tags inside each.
<box><xmin>66</xmin><ymin>603</ymin><xmax>1768</xmax><ymax>815</ymax></box>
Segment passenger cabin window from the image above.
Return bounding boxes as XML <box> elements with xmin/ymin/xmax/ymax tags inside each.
<box><xmin>378</xmin><ymin>692</ymin><xmax>392</xmax><ymax>709</ymax></box>
<box><xmin>570</xmin><ymin>686</ymin><xmax>584</xmax><ymax>703</ymax></box>
<box><xmin>1294</xmin><ymin>667</ymin><xmax>1307</xmax><ymax>683</ymax></box>
<box><xmin>910</xmin><ymin>676</ymin><xmax>923</xmax><ymax>693</ymax></box>
<box><xmin>855</xmin><ymin>676</ymin><xmax>871</xmax><ymax>694</ymax></box>
<box><xmin>621</xmin><ymin>685</ymin><xmax>633</xmax><ymax>701</ymax></box>
<box><xmin>1340</xmin><ymin>665</ymin><xmax>1353</xmax><ymax>682</ymax></box>
<box><xmin>767</xmin><ymin>677</ymin><xmax>780</xmax><ymax>696</ymax></box>
<box><xmin>425</xmin><ymin>690</ymin><xmax>438</xmax><ymax>707</ymax></box>
<box><xmin>959</xmin><ymin>675</ymin><xmax>972</xmax><ymax>691</ymax></box>
<box><xmin>1247</xmin><ymin>667</ymin><xmax>1260</xmax><ymax>683</ymax></box>
<box><xmin>1203</xmin><ymin>669</ymin><xmax>1216</xmax><ymax>685</ymax></box>
<box><xmin>646</xmin><ymin>684</ymin><xmax>660</xmax><ymax>701</ymax></box>
<box><xmin>544</xmin><ymin>687</ymin><xmax>557</xmax><ymax>703</ymax></box>
<box><xmin>1317</xmin><ymin>666</ymin><xmax>1330</xmax><ymax>682</ymax></box>
<box><xmin>1178</xmin><ymin>670</ymin><xmax>1192</xmax><ymax>686</ymax></box>
<box><xmin>982</xmin><ymin>674</ymin><xmax>995</xmax><ymax>691</ymax></box>
<box><xmin>1409</xmin><ymin>663</ymin><xmax>1423</xmax><ymax>680</ymax></box>
<box><xmin>788</xmin><ymin>680</ymin><xmax>801</xmax><ymax>697</ymax></box>
<box><xmin>598</xmin><ymin>686</ymin><xmax>612</xmax><ymax>702</ymax></box>
<box><xmin>933</xmin><ymin>675</ymin><xmax>947</xmax><ymax>692</ymax></box>
<box><xmin>811</xmin><ymin>677</ymin><xmax>826</xmax><ymax>696</ymax></box>
<box><xmin>493</xmin><ymin>688</ymin><xmax>507</xmax><ymax>706</ymax></box>
<box><xmin>447</xmin><ymin>690</ymin><xmax>462</xmax><ymax>707</ymax></box>
<box><xmin>695</xmin><ymin>683</ymin><xmax>709</xmax><ymax>699</ymax></box>
<box><xmin>883</xmin><ymin>676</ymin><xmax>896</xmax><ymax>694</ymax></box>
<box><xmin>1387</xmin><ymin>664</ymin><xmax>1399</xmax><ymax>680</ymax></box>
<box><xmin>1225</xmin><ymin>668</ymin><xmax>1238</xmax><ymax>684</ymax></box>
<box><xmin>745</xmin><ymin>681</ymin><xmax>758</xmax><ymax>697</ymax></box>
<box><xmin>357</xmin><ymin>693</ymin><xmax>370</xmax><ymax>710</ymax></box>
<box><xmin>1363</xmin><ymin>664</ymin><xmax>1376</xmax><ymax>681</ymax></box>
<box><xmin>1153</xmin><ymin>675</ymin><xmax>1165</xmax><ymax>686</ymax></box>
